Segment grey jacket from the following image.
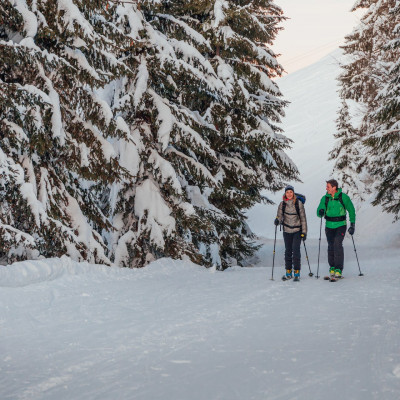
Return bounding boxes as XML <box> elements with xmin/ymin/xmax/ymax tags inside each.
<box><xmin>277</xmin><ymin>198</ymin><xmax>307</xmax><ymax>234</ymax></box>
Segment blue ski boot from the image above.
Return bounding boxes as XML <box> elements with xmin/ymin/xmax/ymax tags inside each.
<box><xmin>293</xmin><ymin>269</ymin><xmax>300</xmax><ymax>282</ymax></box>
<box><xmin>282</xmin><ymin>269</ymin><xmax>293</xmax><ymax>281</ymax></box>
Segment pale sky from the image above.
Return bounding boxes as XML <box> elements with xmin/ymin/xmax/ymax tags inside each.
<box><xmin>273</xmin><ymin>0</ymin><xmax>363</xmax><ymax>74</ymax></box>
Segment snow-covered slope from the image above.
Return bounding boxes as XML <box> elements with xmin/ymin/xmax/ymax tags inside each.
<box><xmin>1</xmin><ymin>253</ymin><xmax>400</xmax><ymax>400</ymax></box>
<box><xmin>247</xmin><ymin>49</ymin><xmax>399</xmax><ymax>245</ymax></box>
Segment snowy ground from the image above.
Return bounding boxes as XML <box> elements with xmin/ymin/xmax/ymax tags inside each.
<box><xmin>1</xmin><ymin>240</ymin><xmax>400</xmax><ymax>400</ymax></box>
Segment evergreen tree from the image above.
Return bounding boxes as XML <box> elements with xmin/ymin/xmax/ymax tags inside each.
<box><xmin>202</xmin><ymin>0</ymin><xmax>299</xmax><ymax>267</ymax></box>
<box><xmin>1</xmin><ymin>0</ymin><xmax>297</xmax><ymax>268</ymax></box>
<box><xmin>104</xmin><ymin>1</ymin><xmax>220</xmax><ymax>268</ymax></box>
<box><xmin>0</xmin><ymin>0</ymin><xmax>130</xmax><ymax>263</ymax></box>
<box><xmin>330</xmin><ymin>101</ymin><xmax>369</xmax><ymax>203</ymax></box>
<box><xmin>334</xmin><ymin>0</ymin><xmax>399</xmax><ymax>214</ymax></box>
<box><xmin>364</xmin><ymin>2</ymin><xmax>400</xmax><ymax>218</ymax></box>
<box><xmin>109</xmin><ymin>0</ymin><xmax>297</xmax><ymax>269</ymax></box>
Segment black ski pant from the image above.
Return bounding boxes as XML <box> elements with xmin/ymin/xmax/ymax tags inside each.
<box><xmin>325</xmin><ymin>225</ymin><xmax>346</xmax><ymax>272</ymax></box>
<box><xmin>283</xmin><ymin>231</ymin><xmax>301</xmax><ymax>270</ymax></box>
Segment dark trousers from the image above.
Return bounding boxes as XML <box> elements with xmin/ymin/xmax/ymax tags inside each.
<box><xmin>325</xmin><ymin>225</ymin><xmax>346</xmax><ymax>271</ymax></box>
<box><xmin>283</xmin><ymin>231</ymin><xmax>301</xmax><ymax>270</ymax></box>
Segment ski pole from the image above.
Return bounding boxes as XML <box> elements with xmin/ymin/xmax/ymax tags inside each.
<box><xmin>351</xmin><ymin>235</ymin><xmax>364</xmax><ymax>276</ymax></box>
<box><xmin>316</xmin><ymin>217</ymin><xmax>323</xmax><ymax>278</ymax></box>
<box><xmin>270</xmin><ymin>224</ymin><xmax>278</xmax><ymax>280</ymax></box>
<box><xmin>303</xmin><ymin>240</ymin><xmax>313</xmax><ymax>277</ymax></box>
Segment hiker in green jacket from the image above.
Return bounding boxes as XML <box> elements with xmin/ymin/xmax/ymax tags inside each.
<box><xmin>317</xmin><ymin>179</ymin><xmax>356</xmax><ymax>279</ymax></box>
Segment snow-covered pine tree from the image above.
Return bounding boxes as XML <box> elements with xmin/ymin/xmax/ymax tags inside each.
<box><xmin>105</xmin><ymin>1</ymin><xmax>219</xmax><ymax>268</ymax></box>
<box><xmin>202</xmin><ymin>0</ymin><xmax>299</xmax><ymax>267</ymax></box>
<box><xmin>108</xmin><ymin>0</ymin><xmax>297</xmax><ymax>269</ymax></box>
<box><xmin>364</xmin><ymin>2</ymin><xmax>400</xmax><ymax>219</ymax></box>
<box><xmin>1</xmin><ymin>0</ymin><xmax>296</xmax><ymax>268</ymax></box>
<box><xmin>334</xmin><ymin>0</ymin><xmax>399</xmax><ymax>207</ymax></box>
<box><xmin>330</xmin><ymin>101</ymin><xmax>369</xmax><ymax>203</ymax></box>
<box><xmin>0</xmin><ymin>0</ymin><xmax>131</xmax><ymax>263</ymax></box>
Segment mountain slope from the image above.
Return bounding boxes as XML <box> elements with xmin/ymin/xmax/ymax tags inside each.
<box><xmin>247</xmin><ymin>49</ymin><xmax>399</xmax><ymax>245</ymax></box>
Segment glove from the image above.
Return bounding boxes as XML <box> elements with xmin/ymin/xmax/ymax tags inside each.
<box><xmin>348</xmin><ymin>223</ymin><xmax>355</xmax><ymax>235</ymax></box>
<box><xmin>318</xmin><ymin>209</ymin><xmax>325</xmax><ymax>217</ymax></box>
<box><xmin>274</xmin><ymin>218</ymin><xmax>280</xmax><ymax>226</ymax></box>
<box><xmin>301</xmin><ymin>233</ymin><xmax>307</xmax><ymax>241</ymax></box>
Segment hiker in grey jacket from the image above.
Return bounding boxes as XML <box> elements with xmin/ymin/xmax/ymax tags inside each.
<box><xmin>274</xmin><ymin>185</ymin><xmax>308</xmax><ymax>280</ymax></box>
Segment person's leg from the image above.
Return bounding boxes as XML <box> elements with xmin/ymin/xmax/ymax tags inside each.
<box><xmin>333</xmin><ymin>225</ymin><xmax>347</xmax><ymax>272</ymax></box>
<box><xmin>325</xmin><ymin>227</ymin><xmax>335</xmax><ymax>270</ymax></box>
<box><xmin>283</xmin><ymin>232</ymin><xmax>293</xmax><ymax>271</ymax></box>
<box><xmin>292</xmin><ymin>231</ymin><xmax>302</xmax><ymax>270</ymax></box>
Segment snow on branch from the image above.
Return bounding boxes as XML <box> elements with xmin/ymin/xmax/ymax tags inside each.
<box><xmin>134</xmin><ymin>178</ymin><xmax>176</xmax><ymax>249</ymax></box>
<box><xmin>157</xmin><ymin>14</ymin><xmax>211</xmax><ymax>48</ymax></box>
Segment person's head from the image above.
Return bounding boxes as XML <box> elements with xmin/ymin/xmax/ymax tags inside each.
<box><xmin>284</xmin><ymin>185</ymin><xmax>294</xmax><ymax>200</ymax></box>
<box><xmin>326</xmin><ymin>179</ymin><xmax>338</xmax><ymax>196</ymax></box>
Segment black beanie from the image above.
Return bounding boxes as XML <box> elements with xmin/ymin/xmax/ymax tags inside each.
<box><xmin>284</xmin><ymin>185</ymin><xmax>294</xmax><ymax>193</ymax></box>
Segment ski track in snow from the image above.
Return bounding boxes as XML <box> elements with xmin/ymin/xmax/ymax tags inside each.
<box><xmin>1</xmin><ymin>245</ymin><xmax>400</xmax><ymax>400</ymax></box>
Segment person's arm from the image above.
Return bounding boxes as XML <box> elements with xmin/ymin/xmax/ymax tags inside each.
<box><xmin>276</xmin><ymin>201</ymin><xmax>283</xmax><ymax>222</ymax></box>
<box><xmin>299</xmin><ymin>201</ymin><xmax>307</xmax><ymax>235</ymax></box>
<box><xmin>316</xmin><ymin>196</ymin><xmax>326</xmax><ymax>218</ymax></box>
<box><xmin>343</xmin><ymin>193</ymin><xmax>356</xmax><ymax>223</ymax></box>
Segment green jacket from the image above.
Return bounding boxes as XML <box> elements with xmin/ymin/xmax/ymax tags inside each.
<box><xmin>316</xmin><ymin>188</ymin><xmax>356</xmax><ymax>229</ymax></box>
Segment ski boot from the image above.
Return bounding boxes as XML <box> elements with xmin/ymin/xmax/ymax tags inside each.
<box><xmin>293</xmin><ymin>270</ymin><xmax>300</xmax><ymax>282</ymax></box>
<box><xmin>282</xmin><ymin>269</ymin><xmax>293</xmax><ymax>281</ymax></box>
<box><xmin>334</xmin><ymin>269</ymin><xmax>342</xmax><ymax>279</ymax></box>
<box><xmin>324</xmin><ymin>267</ymin><xmax>336</xmax><ymax>280</ymax></box>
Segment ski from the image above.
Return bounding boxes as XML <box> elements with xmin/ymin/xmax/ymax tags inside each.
<box><xmin>282</xmin><ymin>275</ymin><xmax>292</xmax><ymax>281</ymax></box>
<box><xmin>324</xmin><ymin>276</ymin><xmax>343</xmax><ymax>282</ymax></box>
<box><xmin>293</xmin><ymin>276</ymin><xmax>300</xmax><ymax>282</ymax></box>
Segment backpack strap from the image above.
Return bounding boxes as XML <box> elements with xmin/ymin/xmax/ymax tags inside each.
<box><xmin>281</xmin><ymin>199</ymin><xmax>302</xmax><ymax>230</ymax></box>
<box><xmin>282</xmin><ymin>199</ymin><xmax>300</xmax><ymax>218</ymax></box>
<box><xmin>324</xmin><ymin>192</ymin><xmax>347</xmax><ymax>218</ymax></box>
<box><xmin>338</xmin><ymin>192</ymin><xmax>346</xmax><ymax>210</ymax></box>
<box><xmin>294</xmin><ymin>198</ymin><xmax>300</xmax><ymax>218</ymax></box>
